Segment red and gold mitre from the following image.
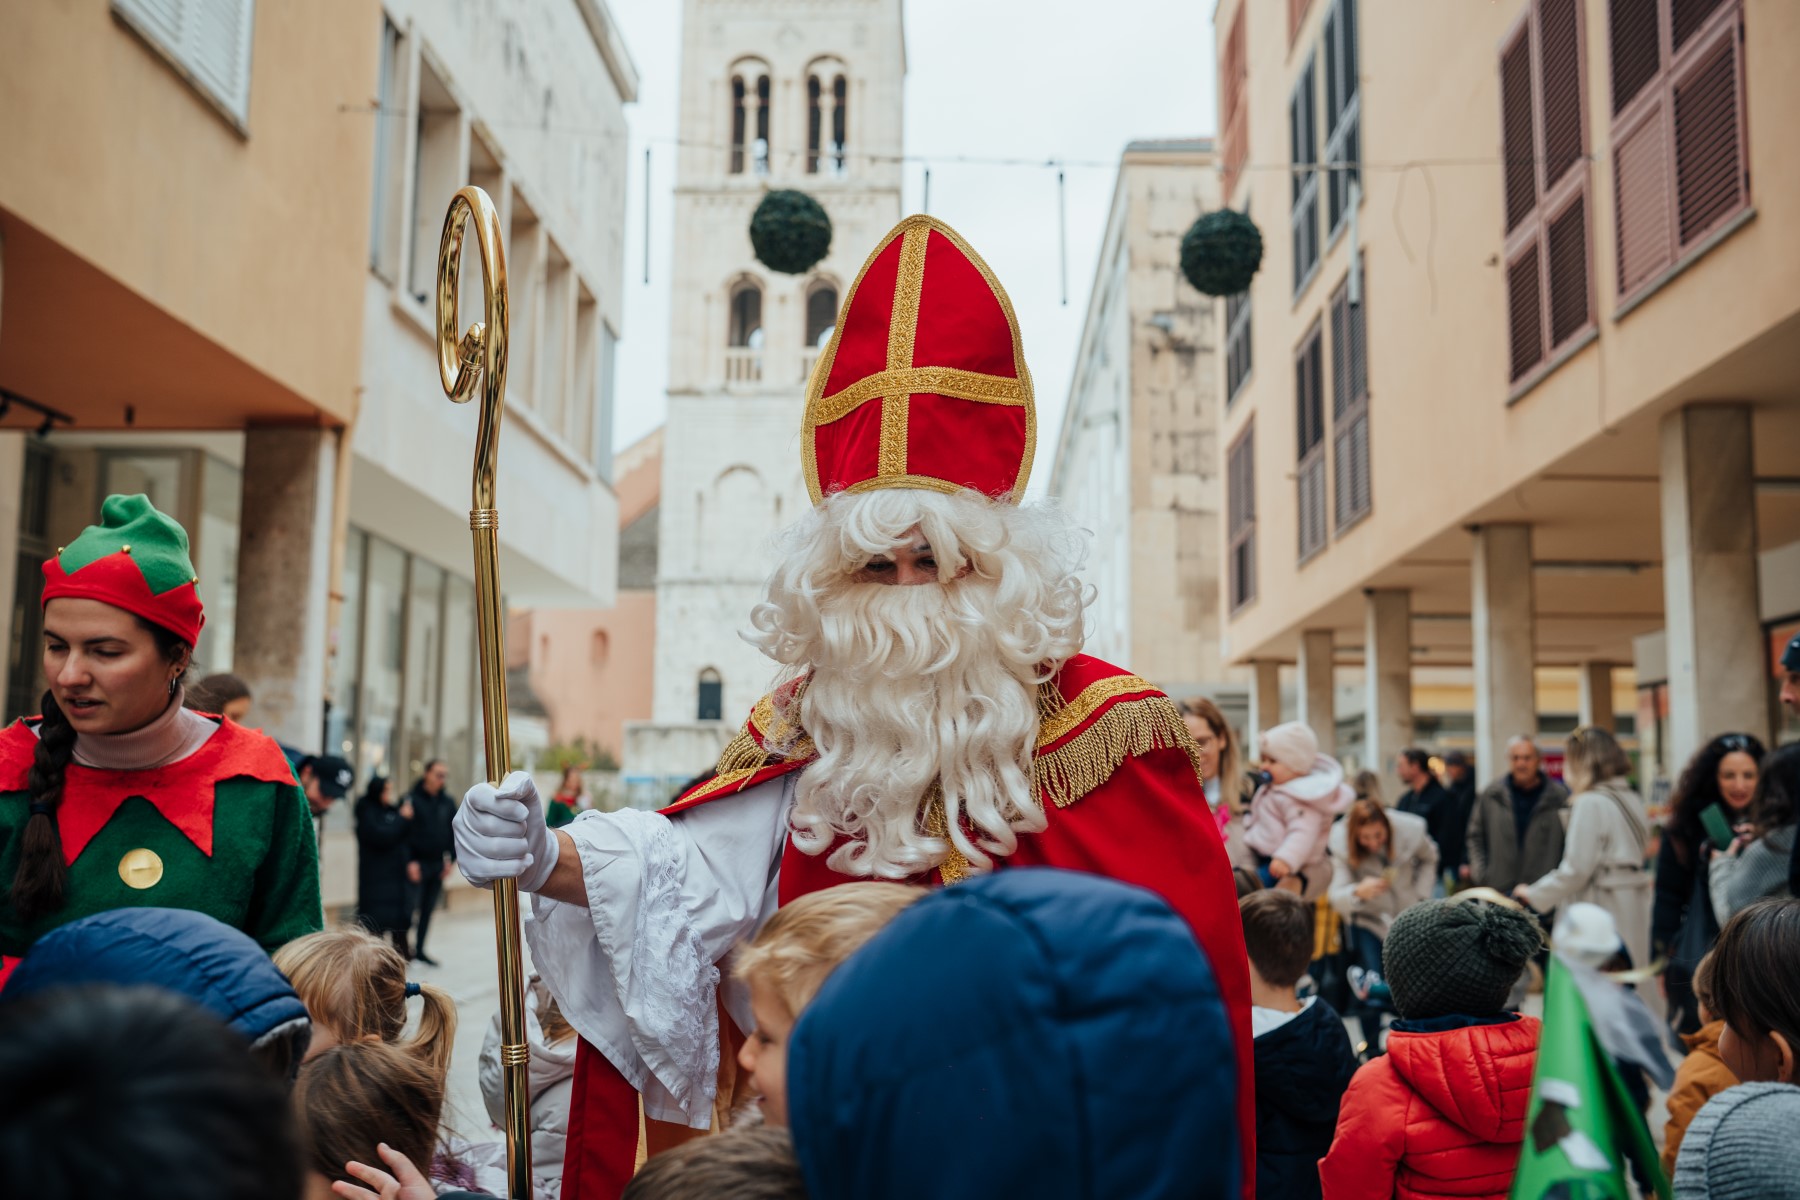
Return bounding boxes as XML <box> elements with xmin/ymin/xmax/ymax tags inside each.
<box><xmin>803</xmin><ymin>215</ymin><xmax>1036</xmax><ymax>504</ymax></box>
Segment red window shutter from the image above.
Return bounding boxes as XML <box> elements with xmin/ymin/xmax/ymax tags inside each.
<box><xmin>1613</xmin><ymin>103</ymin><xmax>1674</xmax><ymax>293</ymax></box>
<box><xmin>1507</xmin><ymin>246</ymin><xmax>1545</xmax><ymax>382</ymax></box>
<box><xmin>1538</xmin><ymin>0</ymin><xmax>1585</xmax><ymax>188</ymax></box>
<box><xmin>1546</xmin><ymin>194</ymin><xmax>1591</xmax><ymax>345</ymax></box>
<box><xmin>1672</xmin><ymin>26</ymin><xmax>1745</xmax><ymax>247</ymax></box>
<box><xmin>1671</xmin><ymin>0</ymin><xmax>1727</xmax><ymax>49</ymax></box>
<box><xmin>1500</xmin><ymin>32</ymin><xmax>1537</xmax><ymax>233</ymax></box>
<box><xmin>1608</xmin><ymin>0</ymin><xmax>1660</xmax><ymax>115</ymax></box>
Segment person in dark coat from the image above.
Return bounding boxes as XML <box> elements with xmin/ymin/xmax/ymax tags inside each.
<box><xmin>405</xmin><ymin>759</ymin><xmax>454</xmax><ymax>966</ymax></box>
<box><xmin>1653</xmin><ymin>733</ymin><xmax>1764</xmax><ymax>1035</ymax></box>
<box><xmin>1396</xmin><ymin>748</ymin><xmax>1454</xmax><ymax>870</ymax></box>
<box><xmin>1439</xmin><ymin>750</ymin><xmax>1478</xmax><ymax>883</ymax></box>
<box><xmin>1241</xmin><ymin>889</ymin><xmax>1357</xmax><ymax>1200</ymax></box>
<box><xmin>355</xmin><ymin>776</ymin><xmax>414</xmax><ymax>956</ymax></box>
<box><xmin>785</xmin><ymin>867</ymin><xmax>1240</xmax><ymax>1200</ymax></box>
<box><xmin>4</xmin><ymin>906</ymin><xmax>313</xmax><ymax>1081</ymax></box>
<box><xmin>1464</xmin><ymin>736</ymin><xmax>1571</xmax><ymax>895</ymax></box>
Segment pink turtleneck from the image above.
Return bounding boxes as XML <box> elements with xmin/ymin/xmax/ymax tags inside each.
<box><xmin>70</xmin><ymin>687</ymin><xmax>220</xmax><ymax>771</ymax></box>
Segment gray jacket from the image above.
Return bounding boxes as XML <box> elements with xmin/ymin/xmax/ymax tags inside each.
<box><xmin>1708</xmin><ymin>823</ymin><xmax>1797</xmax><ymax>929</ymax></box>
<box><xmin>1465</xmin><ymin>774</ymin><xmax>1571</xmax><ymax>893</ymax></box>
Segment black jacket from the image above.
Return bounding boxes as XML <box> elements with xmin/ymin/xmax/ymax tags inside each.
<box><xmin>1652</xmin><ymin>829</ymin><xmax>1713</xmax><ymax>958</ymax></box>
<box><xmin>1254</xmin><ymin>997</ymin><xmax>1358</xmax><ymax>1200</ymax></box>
<box><xmin>1439</xmin><ymin>776</ymin><xmax>1477</xmax><ymax>876</ymax></box>
<box><xmin>407</xmin><ymin>782</ymin><xmax>457</xmax><ymax>867</ymax></box>
<box><xmin>1399</xmin><ymin>778</ymin><xmax>1454</xmax><ymax>864</ymax></box>
<box><xmin>355</xmin><ymin>797</ymin><xmax>414</xmax><ymax>932</ymax></box>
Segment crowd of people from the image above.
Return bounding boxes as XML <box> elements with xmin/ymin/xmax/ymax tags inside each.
<box><xmin>8</xmin><ymin>212</ymin><xmax>1800</xmax><ymax>1200</ymax></box>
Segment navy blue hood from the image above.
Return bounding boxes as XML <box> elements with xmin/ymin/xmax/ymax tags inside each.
<box><xmin>5</xmin><ymin>908</ymin><xmax>310</xmax><ymax>1061</ymax></box>
<box><xmin>786</xmin><ymin>867</ymin><xmax>1239</xmax><ymax>1200</ymax></box>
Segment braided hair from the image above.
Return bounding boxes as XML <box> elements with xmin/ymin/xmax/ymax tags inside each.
<box><xmin>9</xmin><ymin>616</ymin><xmax>190</xmax><ymax>923</ymax></box>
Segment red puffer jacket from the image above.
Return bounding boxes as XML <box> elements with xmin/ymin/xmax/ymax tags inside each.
<box><xmin>1319</xmin><ymin>1014</ymin><xmax>1540</xmax><ymax>1200</ymax></box>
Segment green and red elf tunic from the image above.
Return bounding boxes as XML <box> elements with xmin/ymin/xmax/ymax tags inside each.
<box><xmin>0</xmin><ymin>493</ymin><xmax>322</xmax><ymax>983</ymax></box>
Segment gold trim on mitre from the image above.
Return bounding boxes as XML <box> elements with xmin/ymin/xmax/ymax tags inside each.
<box><xmin>802</xmin><ymin>214</ymin><xmax>1037</xmax><ymax>505</ymax></box>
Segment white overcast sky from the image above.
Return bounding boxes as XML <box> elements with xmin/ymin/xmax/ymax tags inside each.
<box><xmin>605</xmin><ymin>0</ymin><xmax>1218</xmax><ymax>487</ymax></box>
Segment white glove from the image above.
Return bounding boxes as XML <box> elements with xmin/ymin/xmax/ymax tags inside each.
<box><xmin>454</xmin><ymin>770</ymin><xmax>561</xmax><ymax>893</ymax></box>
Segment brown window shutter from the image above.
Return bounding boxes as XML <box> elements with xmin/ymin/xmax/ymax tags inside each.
<box><xmin>1672</xmin><ymin>26</ymin><xmax>1745</xmax><ymax>247</ymax></box>
<box><xmin>1538</xmin><ymin>0</ymin><xmax>1585</xmax><ymax>189</ymax></box>
<box><xmin>1608</xmin><ymin>0</ymin><xmax>1661</xmax><ymax>115</ymax></box>
<box><xmin>1613</xmin><ymin>103</ymin><xmax>1674</xmax><ymax>293</ymax></box>
<box><xmin>1507</xmin><ymin>246</ymin><xmax>1545</xmax><ymax>382</ymax></box>
<box><xmin>1671</xmin><ymin>0</ymin><xmax>1727</xmax><ymax>49</ymax></box>
<box><xmin>1329</xmin><ymin>290</ymin><xmax>1349</xmax><ymax>418</ymax></box>
<box><xmin>1221</xmin><ymin>9</ymin><xmax>1249</xmax><ymax>201</ymax></box>
<box><xmin>1546</xmin><ymin>195</ymin><xmax>1591</xmax><ymax>346</ymax></box>
<box><xmin>1500</xmin><ymin>31</ymin><xmax>1537</xmax><ymax>234</ymax></box>
<box><xmin>1299</xmin><ymin>454</ymin><xmax>1327</xmax><ymax>560</ymax></box>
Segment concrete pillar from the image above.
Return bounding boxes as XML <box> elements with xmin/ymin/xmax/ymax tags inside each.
<box><xmin>1249</xmin><ymin>659</ymin><xmax>1282</xmax><ymax>759</ymax></box>
<box><xmin>234</xmin><ymin>426</ymin><xmax>338</xmax><ymax>751</ymax></box>
<box><xmin>1660</xmin><ymin>405</ymin><xmax>1768</xmax><ymax>767</ymax></box>
<box><xmin>1472</xmin><ymin>524</ymin><xmax>1537</xmax><ymax>784</ymax></box>
<box><xmin>1365</xmin><ymin>589</ymin><xmax>1413</xmax><ymax>796</ymax></box>
<box><xmin>1299</xmin><ymin>629</ymin><xmax>1336</xmax><ymax>754</ymax></box>
<box><xmin>1579</xmin><ymin>662</ymin><xmax>1616</xmax><ymax>731</ymax></box>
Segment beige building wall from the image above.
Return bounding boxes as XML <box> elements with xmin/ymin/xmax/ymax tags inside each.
<box><xmin>1049</xmin><ymin>141</ymin><xmax>1237</xmax><ymax>700</ymax></box>
<box><xmin>0</xmin><ymin>0</ymin><xmax>375</xmax><ymax>429</ymax></box>
<box><xmin>1214</xmin><ymin>0</ymin><xmax>1800</xmax><ymax>782</ymax></box>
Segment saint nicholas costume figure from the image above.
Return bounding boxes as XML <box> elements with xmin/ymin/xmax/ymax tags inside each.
<box><xmin>453</xmin><ymin>215</ymin><xmax>1255</xmax><ymax>1198</ymax></box>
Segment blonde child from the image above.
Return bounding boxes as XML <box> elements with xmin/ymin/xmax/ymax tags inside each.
<box><xmin>273</xmin><ymin>927</ymin><xmax>457</xmax><ymax>1077</ymax></box>
<box><xmin>730</xmin><ymin>882</ymin><xmax>924</xmax><ymax>1125</ymax></box>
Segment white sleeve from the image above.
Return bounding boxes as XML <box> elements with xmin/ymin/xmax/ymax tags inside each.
<box><xmin>522</xmin><ymin>774</ymin><xmax>792</xmax><ymax>1128</ymax></box>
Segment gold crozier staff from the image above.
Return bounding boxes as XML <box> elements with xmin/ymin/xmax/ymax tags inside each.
<box><xmin>434</xmin><ymin>184</ymin><xmax>531</xmax><ymax>1200</ymax></box>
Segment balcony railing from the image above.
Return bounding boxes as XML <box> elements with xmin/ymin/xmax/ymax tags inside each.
<box><xmin>724</xmin><ymin>347</ymin><xmax>763</xmax><ymax>385</ymax></box>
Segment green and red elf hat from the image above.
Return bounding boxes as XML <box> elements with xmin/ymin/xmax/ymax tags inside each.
<box><xmin>40</xmin><ymin>493</ymin><xmax>205</xmax><ymax>646</ymax></box>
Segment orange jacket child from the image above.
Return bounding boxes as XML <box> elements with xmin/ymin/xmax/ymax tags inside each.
<box><xmin>1661</xmin><ymin>1020</ymin><xmax>1738</xmax><ymax>1177</ymax></box>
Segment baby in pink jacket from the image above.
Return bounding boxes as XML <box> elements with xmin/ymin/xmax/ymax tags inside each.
<box><xmin>1243</xmin><ymin>721</ymin><xmax>1354</xmax><ymax>895</ymax></box>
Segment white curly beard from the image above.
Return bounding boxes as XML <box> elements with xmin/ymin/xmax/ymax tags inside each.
<box><xmin>744</xmin><ymin>489</ymin><xmax>1088</xmax><ymax>879</ymax></box>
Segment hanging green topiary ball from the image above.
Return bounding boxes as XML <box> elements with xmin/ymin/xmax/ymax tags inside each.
<box><xmin>1179</xmin><ymin>209</ymin><xmax>1264</xmax><ymax>297</ymax></box>
<box><xmin>750</xmin><ymin>190</ymin><xmax>833</xmax><ymax>276</ymax></box>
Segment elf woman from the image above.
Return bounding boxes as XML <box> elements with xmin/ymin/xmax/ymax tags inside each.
<box><xmin>0</xmin><ymin>494</ymin><xmax>322</xmax><ymax>983</ymax></box>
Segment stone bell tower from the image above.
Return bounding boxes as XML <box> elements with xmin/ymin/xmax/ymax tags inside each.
<box><xmin>625</xmin><ymin>0</ymin><xmax>906</xmax><ymax>791</ymax></box>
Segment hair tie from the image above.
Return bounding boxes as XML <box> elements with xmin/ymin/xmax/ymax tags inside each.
<box><xmin>28</xmin><ymin>801</ymin><xmax>52</xmax><ymax>818</ymax></box>
<box><xmin>404</xmin><ymin>981</ymin><xmax>422</xmax><ymax>999</ymax></box>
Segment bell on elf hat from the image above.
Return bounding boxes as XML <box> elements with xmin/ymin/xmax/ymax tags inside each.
<box><xmin>41</xmin><ymin>493</ymin><xmax>205</xmax><ymax>647</ymax></box>
<box><xmin>802</xmin><ymin>214</ymin><xmax>1036</xmax><ymax>505</ymax></box>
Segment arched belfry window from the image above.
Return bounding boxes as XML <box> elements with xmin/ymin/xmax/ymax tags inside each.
<box><xmin>805</xmin><ymin>281</ymin><xmax>839</xmax><ymax>348</ymax></box>
<box><xmin>806</xmin><ymin>57</ymin><xmax>848</xmax><ymax>176</ymax></box>
<box><xmin>697</xmin><ymin>668</ymin><xmax>723</xmax><ymax>721</ymax></box>
<box><xmin>730</xmin><ymin>59</ymin><xmax>772</xmax><ymax>176</ymax></box>
<box><xmin>728</xmin><ymin>280</ymin><xmax>764</xmax><ymax>349</ymax></box>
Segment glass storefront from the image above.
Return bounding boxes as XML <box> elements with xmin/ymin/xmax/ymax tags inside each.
<box><xmin>326</xmin><ymin>526</ymin><xmax>479</xmax><ymax>794</ymax></box>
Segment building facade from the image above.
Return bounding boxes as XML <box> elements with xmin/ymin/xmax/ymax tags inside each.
<box><xmin>508</xmin><ymin>426</ymin><xmax>661</xmax><ymax>785</ymax></box>
<box><xmin>1</xmin><ymin>0</ymin><xmax>376</xmax><ymax>739</ymax></box>
<box><xmin>1</xmin><ymin>1</ymin><xmax>637</xmax><ymax>810</ymax></box>
<box><xmin>1049</xmin><ymin>141</ymin><xmax>1245</xmax><ymax>718</ymax></box>
<box><xmin>625</xmin><ymin>0</ymin><xmax>906</xmax><ymax>793</ymax></box>
<box><xmin>1213</xmin><ymin>0</ymin><xmax>1800</xmax><ymax>791</ymax></box>
<box><xmin>340</xmin><ymin>0</ymin><xmax>635</xmax><ymax>789</ymax></box>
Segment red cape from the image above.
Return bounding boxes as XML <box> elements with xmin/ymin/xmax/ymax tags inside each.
<box><xmin>564</xmin><ymin>655</ymin><xmax>1256</xmax><ymax>1200</ymax></box>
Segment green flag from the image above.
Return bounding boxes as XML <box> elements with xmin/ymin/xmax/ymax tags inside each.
<box><xmin>1510</xmin><ymin>957</ymin><xmax>1669</xmax><ymax>1200</ymax></box>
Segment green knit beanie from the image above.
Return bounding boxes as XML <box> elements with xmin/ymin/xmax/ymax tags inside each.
<box><xmin>1382</xmin><ymin>899</ymin><xmax>1541</xmax><ymax>1019</ymax></box>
